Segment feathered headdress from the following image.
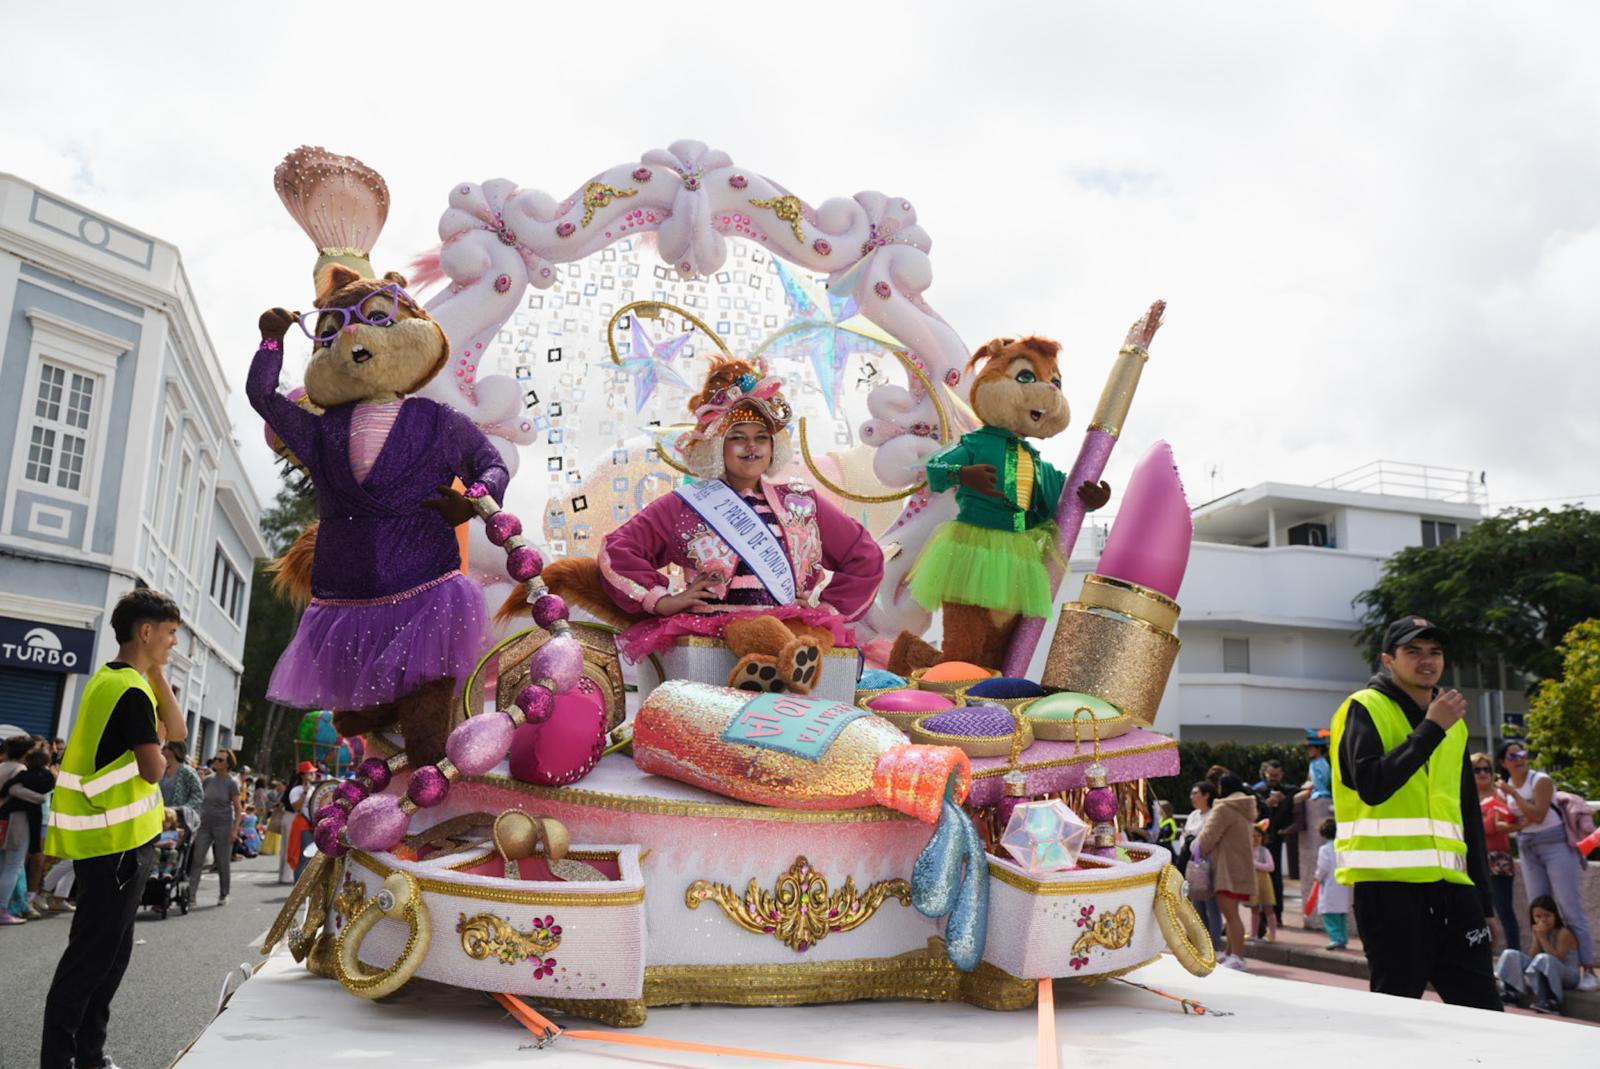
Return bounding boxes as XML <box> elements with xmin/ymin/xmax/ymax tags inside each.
<box><xmin>273</xmin><ymin>146</ymin><xmax>390</xmax><ymax>287</ymax></box>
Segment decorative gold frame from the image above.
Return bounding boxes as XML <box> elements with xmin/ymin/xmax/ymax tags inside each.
<box><xmin>685</xmin><ymin>855</ymin><xmax>911</xmax><ymax>953</ymax></box>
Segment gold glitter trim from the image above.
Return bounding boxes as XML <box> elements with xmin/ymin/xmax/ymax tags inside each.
<box><xmin>465</xmin><ymin>624</ymin><xmax>629</xmax><ymax>732</ymax></box>
<box><xmin>1072</xmin><ymin>904</ymin><xmax>1136</xmax><ymax>956</ymax></box>
<box><xmin>673</xmin><ymin>636</ymin><xmax>858</xmax><ymax>660</ymax></box>
<box><xmin>335</xmin><ymin>872</ymin><xmax>431</xmax><ymax>999</ymax></box>
<box><xmin>748</xmin><ymin>194</ymin><xmax>808</xmax><ymax>243</ymax></box>
<box><xmin>685</xmin><ymin>855</ymin><xmax>911</xmax><ymax>953</ymax></box>
<box><xmin>1087</xmin><ymin>344</ymin><xmax>1149</xmax><ymax>440</ymax></box>
<box><xmin>987</xmin><ymin>861</ymin><xmax>1160</xmax><ymax>896</ymax></box>
<box><xmin>459</xmin><ymin>910</ymin><xmax>562</xmax><ymax>963</ymax></box>
<box><xmin>519</xmin><ymin>996</ymin><xmax>648</xmax><ymax>1028</ymax></box>
<box><xmin>642</xmin><ymin>938</ymin><xmax>1038</xmax><ymax>1012</ymax></box>
<box><xmin>580</xmin><ymin>182</ymin><xmax>639</xmax><ymax>227</ymax></box>
<box><xmin>969</xmin><ymin>737</ymin><xmax>1178</xmax><ymax>780</ymax></box>
<box><xmin>333</xmin><ymin>871</ymin><xmax>368</xmax><ymax>929</ymax></box>
<box><xmin>305</xmin><ymin>930</ymin><xmax>338</xmax><ymax>979</ymax></box>
<box><xmin>462</xmin><ymin>774</ymin><xmax>912</xmax><ymax>824</ymax></box>
<box><xmin>910</xmin><ymin>666</ymin><xmax>998</xmax><ymax>698</ymax></box>
<box><xmin>1021</xmin><ymin>699</ymin><xmax>1138</xmax><ymax>743</ymax></box>
<box><xmin>1079</xmin><ymin>574</ymin><xmax>1180</xmax><ymax>631</ymax></box>
<box><xmin>317</xmin><ymin>245</ymin><xmax>373</xmax><ymax>259</ymax></box>
<box><xmin>348</xmin><ymin>849</ymin><xmax>645</xmax><ymax>906</ymax></box>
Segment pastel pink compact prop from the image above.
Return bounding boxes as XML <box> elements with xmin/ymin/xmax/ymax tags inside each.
<box><xmin>868</xmin><ymin>689</ymin><xmax>956</xmax><ymax>713</ymax></box>
<box><xmin>508</xmin><ymin>675</ymin><xmax>609</xmax><ymax>786</ymax></box>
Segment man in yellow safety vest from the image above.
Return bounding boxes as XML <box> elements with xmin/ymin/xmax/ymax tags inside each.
<box><xmin>41</xmin><ymin>588</ymin><xmax>189</xmax><ymax>1069</ymax></box>
<box><xmin>1330</xmin><ymin>616</ymin><xmax>1500</xmax><ymax>1010</ymax></box>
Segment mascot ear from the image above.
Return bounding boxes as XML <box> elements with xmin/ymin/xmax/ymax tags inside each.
<box><xmin>965</xmin><ymin>337</ymin><xmax>1014</xmax><ymax>376</ymax></box>
<box><xmin>315</xmin><ymin>263</ymin><xmax>363</xmax><ymax>305</ymax></box>
<box><xmin>383</xmin><ymin>270</ymin><xmax>409</xmax><ymax>288</ymax></box>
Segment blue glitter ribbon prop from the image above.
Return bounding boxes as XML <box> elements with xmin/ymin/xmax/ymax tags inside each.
<box><xmin>912</xmin><ymin>794</ymin><xmax>990</xmax><ymax>972</ymax></box>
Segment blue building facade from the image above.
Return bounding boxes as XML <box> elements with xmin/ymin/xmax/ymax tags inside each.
<box><xmin>0</xmin><ymin>175</ymin><xmax>268</xmax><ymax>757</ymax></box>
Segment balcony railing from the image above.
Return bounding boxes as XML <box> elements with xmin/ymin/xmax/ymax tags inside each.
<box><xmin>1315</xmin><ymin>460</ymin><xmax>1486</xmax><ymax>506</ymax></box>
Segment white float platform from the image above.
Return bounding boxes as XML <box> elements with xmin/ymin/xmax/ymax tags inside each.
<box><xmin>177</xmin><ymin>950</ymin><xmax>1590</xmax><ymax>1068</ymax></box>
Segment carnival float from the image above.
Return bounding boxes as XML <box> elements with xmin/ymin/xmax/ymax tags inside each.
<box><xmin>251</xmin><ymin>142</ymin><xmax>1213</xmax><ymax>1048</ymax></box>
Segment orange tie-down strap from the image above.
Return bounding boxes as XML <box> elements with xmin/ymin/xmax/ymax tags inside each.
<box><xmin>493</xmin><ymin>992</ymin><xmax>910</xmax><ymax>1068</ymax></box>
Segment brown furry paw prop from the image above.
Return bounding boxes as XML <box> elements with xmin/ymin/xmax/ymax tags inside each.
<box><xmin>729</xmin><ymin>654</ymin><xmax>786</xmax><ymax>693</ymax></box>
<box><xmin>888</xmin><ymin>631</ymin><xmax>942</xmax><ymax>677</ymax></box>
<box><xmin>778</xmin><ymin>638</ymin><xmax>823</xmax><ymax>694</ymax></box>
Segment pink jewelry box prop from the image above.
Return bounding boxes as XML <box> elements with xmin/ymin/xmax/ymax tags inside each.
<box><xmin>964</xmin><ymin>728</ymin><xmax>1180</xmax><ymax>807</ymax></box>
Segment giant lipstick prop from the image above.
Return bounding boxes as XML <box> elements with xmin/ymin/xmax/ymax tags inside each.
<box><xmin>1001</xmin><ymin>301</ymin><xmax>1166</xmax><ymax>677</ymax></box>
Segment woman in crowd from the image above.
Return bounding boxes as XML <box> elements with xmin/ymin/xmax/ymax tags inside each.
<box><xmin>160</xmin><ymin>740</ymin><xmax>204</xmax><ymax>814</ymax></box>
<box><xmin>0</xmin><ymin>740</ymin><xmax>55</xmax><ymax>923</ymax></box>
<box><xmin>1197</xmin><ymin>771</ymin><xmax>1258</xmax><ymax>971</ymax></box>
<box><xmin>187</xmin><ymin>749</ymin><xmax>243</xmax><ymax>907</ymax></box>
<box><xmin>1473</xmin><ymin>750</ymin><xmax>1522</xmax><ymax>953</ymax></box>
<box><xmin>1177</xmin><ymin>781</ymin><xmax>1225</xmax><ymax>951</ymax></box>
<box><xmin>1498</xmin><ymin>742</ymin><xmax>1597</xmax><ymax>990</ymax></box>
<box><xmin>1498</xmin><ymin>895</ymin><xmax>1582</xmax><ymax>1014</ymax></box>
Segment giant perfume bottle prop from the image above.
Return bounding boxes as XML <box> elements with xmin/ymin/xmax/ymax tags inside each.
<box><xmin>634</xmin><ymin>680</ymin><xmax>990</xmax><ymax>970</ymax></box>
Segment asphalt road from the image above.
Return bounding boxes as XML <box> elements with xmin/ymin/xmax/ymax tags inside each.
<box><xmin>1</xmin><ymin>853</ymin><xmax>291</xmax><ymax>1069</ymax></box>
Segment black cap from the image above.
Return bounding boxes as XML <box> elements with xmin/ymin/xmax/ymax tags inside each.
<box><xmin>1382</xmin><ymin>616</ymin><xmax>1447</xmax><ymax>654</ymax></box>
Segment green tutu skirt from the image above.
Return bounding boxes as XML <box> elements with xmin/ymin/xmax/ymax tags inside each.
<box><xmin>908</xmin><ymin>520</ymin><xmax>1062</xmax><ymax>617</ymax></box>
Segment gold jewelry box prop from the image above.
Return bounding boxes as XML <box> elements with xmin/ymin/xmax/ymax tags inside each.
<box><xmin>1040</xmin><ymin>574</ymin><xmax>1181</xmax><ymax>726</ymax></box>
<box><xmin>656</xmin><ymin>636</ymin><xmax>861</xmax><ymax>704</ymax></box>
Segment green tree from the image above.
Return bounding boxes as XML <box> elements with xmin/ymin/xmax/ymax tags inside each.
<box><xmin>1355</xmin><ymin>507</ymin><xmax>1600</xmax><ymax>687</ymax></box>
<box><xmin>1526</xmin><ymin>619</ymin><xmax>1600</xmax><ymax>797</ymax></box>
<box><xmin>236</xmin><ymin>481</ymin><xmax>317</xmax><ymax>774</ymax></box>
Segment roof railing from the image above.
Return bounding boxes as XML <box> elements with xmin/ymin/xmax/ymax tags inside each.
<box><xmin>1314</xmin><ymin>460</ymin><xmax>1486</xmax><ymax>505</ymax></box>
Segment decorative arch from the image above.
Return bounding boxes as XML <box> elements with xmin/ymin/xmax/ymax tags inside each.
<box><xmin>418</xmin><ymin>140</ymin><xmax>975</xmax><ymax>643</ymax></box>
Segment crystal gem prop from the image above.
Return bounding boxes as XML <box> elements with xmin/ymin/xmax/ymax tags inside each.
<box><xmin>1000</xmin><ymin>799</ymin><xmax>1089</xmax><ymax>875</ymax></box>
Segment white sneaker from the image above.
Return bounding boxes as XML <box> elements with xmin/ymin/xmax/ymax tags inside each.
<box><xmin>1221</xmin><ymin>954</ymin><xmax>1249</xmax><ymax>971</ymax></box>
<box><xmin>1579</xmin><ymin>972</ymin><xmax>1599</xmax><ymax>992</ymax></box>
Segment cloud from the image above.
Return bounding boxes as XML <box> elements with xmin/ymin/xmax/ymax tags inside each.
<box><xmin>2</xmin><ymin>0</ymin><xmax>1597</xmax><ymax>515</ymax></box>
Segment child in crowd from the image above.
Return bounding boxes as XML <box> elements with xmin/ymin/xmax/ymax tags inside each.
<box><xmin>155</xmin><ymin>809</ymin><xmax>182</xmax><ymax>877</ymax></box>
<box><xmin>234</xmin><ymin>806</ymin><xmax>262</xmax><ymax>859</ymax></box>
<box><xmin>1498</xmin><ymin>895</ymin><xmax>1581</xmax><ymax>1014</ymax></box>
<box><xmin>1249</xmin><ymin>821</ymin><xmax>1278</xmax><ymax>942</ymax></box>
<box><xmin>1313</xmin><ymin>817</ymin><xmax>1352</xmax><ymax>950</ymax></box>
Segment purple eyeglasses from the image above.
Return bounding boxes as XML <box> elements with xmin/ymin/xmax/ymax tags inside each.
<box><xmin>295</xmin><ymin>283</ymin><xmax>417</xmax><ymax>343</ymax></box>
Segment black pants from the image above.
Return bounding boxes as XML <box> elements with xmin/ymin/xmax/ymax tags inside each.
<box><xmin>1353</xmin><ymin>880</ymin><xmax>1502</xmax><ymax>1010</ymax></box>
<box><xmin>41</xmin><ymin>840</ymin><xmax>154</xmax><ymax>1069</ymax></box>
<box><xmin>1488</xmin><ymin>872</ymin><xmax>1521</xmax><ymax>954</ymax></box>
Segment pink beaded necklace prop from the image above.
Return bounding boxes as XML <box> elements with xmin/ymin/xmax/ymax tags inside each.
<box><xmin>314</xmin><ymin>486</ymin><xmax>581</xmax><ymax>859</ymax></box>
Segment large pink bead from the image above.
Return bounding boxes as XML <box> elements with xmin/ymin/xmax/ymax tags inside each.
<box><xmin>515</xmin><ymin>683</ymin><xmax>555</xmax><ymax>724</ymax></box>
<box><xmin>314</xmin><ymin>815</ymin><xmax>348</xmax><ymax>857</ymax></box>
<box><xmin>314</xmin><ymin>802</ymin><xmax>347</xmax><ymax>824</ymax></box>
<box><xmin>507</xmin><ymin>545</ymin><xmax>544</xmax><ymax>582</ymax></box>
<box><xmin>335</xmin><ymin>780</ymin><xmax>369</xmax><ymax>807</ymax></box>
<box><xmin>356</xmin><ymin>757</ymin><xmax>391</xmax><ymax>793</ymax></box>
<box><xmin>406</xmin><ymin>764</ymin><xmax>451</xmax><ymax>808</ymax></box>
<box><xmin>346</xmin><ymin>795</ymin><xmax>410</xmax><ymax>851</ymax></box>
<box><xmin>528</xmin><ymin>635</ymin><xmax>583</xmax><ymax>692</ymax></box>
<box><xmin>1084</xmin><ymin>786</ymin><xmax>1118</xmax><ymax>823</ymax></box>
<box><xmin>447</xmin><ymin>713</ymin><xmax>515</xmax><ymax>776</ymax></box>
<box><xmin>531</xmin><ymin>594</ymin><xmax>568</xmax><ymax>630</ymax></box>
<box><xmin>486</xmin><ymin>511</ymin><xmax>523</xmax><ymax>546</ymax></box>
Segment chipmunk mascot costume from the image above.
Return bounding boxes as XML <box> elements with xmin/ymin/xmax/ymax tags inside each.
<box><xmin>892</xmin><ymin>335</ymin><xmax>1109</xmax><ymax>672</ymax></box>
<box><xmin>506</xmin><ymin>358</ymin><xmax>883</xmax><ymax>694</ymax></box>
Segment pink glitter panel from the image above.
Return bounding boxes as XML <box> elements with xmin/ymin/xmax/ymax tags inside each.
<box><xmin>963</xmin><ymin>728</ymin><xmax>1179</xmax><ymax>807</ymax></box>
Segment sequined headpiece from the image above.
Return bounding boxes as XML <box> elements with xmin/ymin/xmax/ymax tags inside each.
<box><xmin>676</xmin><ymin>361</ymin><xmax>795</xmax><ymax>481</ymax></box>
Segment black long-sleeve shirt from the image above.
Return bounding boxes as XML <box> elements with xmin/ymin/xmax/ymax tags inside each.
<box><xmin>1337</xmin><ymin>672</ymin><xmax>1492</xmax><ymax>913</ymax></box>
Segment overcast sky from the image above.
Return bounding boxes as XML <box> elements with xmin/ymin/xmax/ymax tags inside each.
<box><xmin>4</xmin><ymin>1</ymin><xmax>1597</xmax><ymax>516</ymax></box>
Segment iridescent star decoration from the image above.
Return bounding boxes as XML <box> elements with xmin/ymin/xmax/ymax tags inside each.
<box><xmin>760</xmin><ymin>261</ymin><xmax>898</xmax><ymax>416</ymax></box>
<box><xmin>1000</xmin><ymin>799</ymin><xmax>1089</xmax><ymax>875</ymax></box>
<box><xmin>618</xmin><ymin>319</ymin><xmax>693</xmax><ymax>412</ymax></box>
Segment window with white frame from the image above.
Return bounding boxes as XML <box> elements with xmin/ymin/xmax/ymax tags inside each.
<box><xmin>211</xmin><ymin>545</ymin><xmax>246</xmax><ymax>624</ymax></box>
<box><xmin>149</xmin><ymin>414</ymin><xmax>174</xmax><ymax>521</ymax></box>
<box><xmin>1223</xmin><ymin>637</ymin><xmax>1252</xmax><ymax>674</ymax></box>
<box><xmin>166</xmin><ymin>442</ymin><xmax>193</xmax><ymax>549</ymax></box>
<box><xmin>24</xmin><ymin>362</ymin><xmax>97</xmax><ymax>493</ymax></box>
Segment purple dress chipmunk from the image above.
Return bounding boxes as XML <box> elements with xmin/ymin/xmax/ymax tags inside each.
<box><xmin>252</xmin><ymin>265</ymin><xmax>508</xmax><ymax>766</ymax></box>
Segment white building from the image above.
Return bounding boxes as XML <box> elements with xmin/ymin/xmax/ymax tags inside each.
<box><xmin>0</xmin><ymin>174</ymin><xmax>269</xmax><ymax>757</ymax></box>
<box><xmin>1068</xmin><ymin>462</ymin><xmax>1520</xmax><ymax>745</ymax></box>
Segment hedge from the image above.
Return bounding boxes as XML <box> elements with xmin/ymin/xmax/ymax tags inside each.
<box><xmin>1148</xmin><ymin>741</ymin><xmax>1313</xmax><ymax>815</ymax></box>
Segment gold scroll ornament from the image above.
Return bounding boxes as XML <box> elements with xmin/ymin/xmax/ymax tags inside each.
<box><xmin>686</xmin><ymin>856</ymin><xmax>912</xmax><ymax>953</ymax></box>
<box><xmin>581</xmin><ymin>182</ymin><xmax>638</xmax><ymax>227</ymax></box>
<box><xmin>459</xmin><ymin>911</ymin><xmax>563</xmax><ymax>965</ymax></box>
<box><xmin>1072</xmin><ymin>904</ymin><xmax>1136</xmax><ymax>958</ymax></box>
<box><xmin>748</xmin><ymin>194</ymin><xmax>808</xmax><ymax>243</ymax></box>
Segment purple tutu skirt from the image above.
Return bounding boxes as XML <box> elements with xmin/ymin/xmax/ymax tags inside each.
<box><xmin>617</xmin><ymin>604</ymin><xmax>855</xmax><ymax>662</ymax></box>
<box><xmin>268</xmin><ymin>571</ymin><xmax>490</xmax><ymax>711</ymax></box>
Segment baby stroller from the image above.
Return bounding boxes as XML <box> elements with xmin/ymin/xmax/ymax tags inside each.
<box><xmin>142</xmin><ymin>805</ymin><xmax>198</xmax><ymax>919</ymax></box>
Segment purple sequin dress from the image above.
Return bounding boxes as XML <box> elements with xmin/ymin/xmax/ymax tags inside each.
<box><xmin>247</xmin><ymin>343</ymin><xmax>509</xmax><ymax>711</ymax></box>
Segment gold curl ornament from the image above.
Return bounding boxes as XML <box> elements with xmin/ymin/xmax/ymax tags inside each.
<box><xmin>335</xmin><ymin>871</ymin><xmax>433</xmax><ymax>999</ymax></box>
<box><xmin>1155</xmin><ymin>863</ymin><xmax>1217</xmax><ymax>976</ymax></box>
<box><xmin>1071</xmin><ymin>903</ymin><xmax>1136</xmax><ymax>957</ymax></box>
<box><xmin>797</xmin><ymin>350</ymin><xmax>951</xmax><ymax>504</ymax></box>
<box><xmin>686</xmin><ymin>855</ymin><xmax>912</xmax><ymax>954</ymax></box>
